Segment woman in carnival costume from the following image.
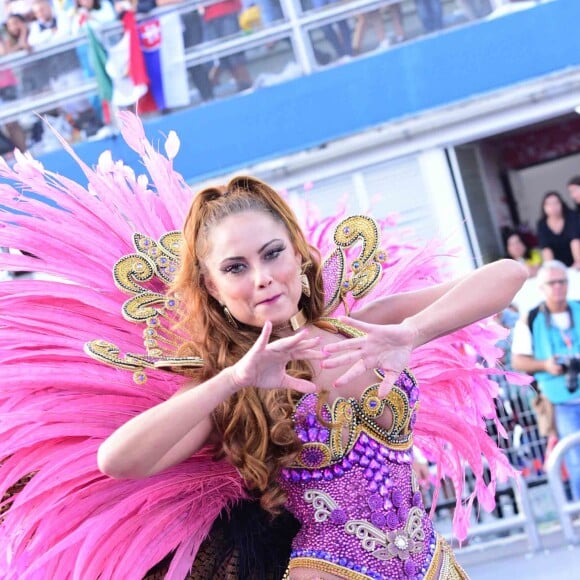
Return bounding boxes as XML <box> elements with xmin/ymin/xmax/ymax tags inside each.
<box><xmin>0</xmin><ymin>113</ymin><xmax>527</xmax><ymax>579</ymax></box>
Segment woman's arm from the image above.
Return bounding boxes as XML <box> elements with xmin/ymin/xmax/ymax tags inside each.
<box><xmin>98</xmin><ymin>324</ymin><xmax>322</xmax><ymax>479</ymax></box>
<box><xmin>97</xmin><ymin>368</ymin><xmax>239</xmax><ymax>479</ymax></box>
<box><xmin>352</xmin><ymin>279</ymin><xmax>462</xmax><ymax>325</ymax></box>
<box><xmin>402</xmin><ymin>259</ymin><xmax>527</xmax><ymax>348</ymax></box>
<box><xmin>323</xmin><ymin>259</ymin><xmax>527</xmax><ymax>394</ymax></box>
<box><xmin>352</xmin><ymin>259</ymin><xmax>526</xmax><ymax>328</ymax></box>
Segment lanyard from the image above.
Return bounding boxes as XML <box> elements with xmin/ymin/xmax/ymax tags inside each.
<box><xmin>560</xmin><ymin>328</ymin><xmax>574</xmax><ymax>353</ymax></box>
<box><xmin>542</xmin><ymin>303</ymin><xmax>578</xmax><ymax>356</ymax></box>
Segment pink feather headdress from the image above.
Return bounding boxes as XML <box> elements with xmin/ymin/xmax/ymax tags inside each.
<box><xmin>0</xmin><ymin>112</ymin><xmax>525</xmax><ymax>578</ymax></box>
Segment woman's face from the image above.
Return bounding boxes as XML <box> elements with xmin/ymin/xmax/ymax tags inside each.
<box><xmin>506</xmin><ymin>234</ymin><xmax>526</xmax><ymax>260</ymax></box>
<box><xmin>6</xmin><ymin>16</ymin><xmax>25</xmax><ymax>36</ymax></box>
<box><xmin>202</xmin><ymin>210</ymin><xmax>303</xmax><ymax>328</ymax></box>
<box><xmin>543</xmin><ymin>194</ymin><xmax>563</xmax><ymax>218</ymax></box>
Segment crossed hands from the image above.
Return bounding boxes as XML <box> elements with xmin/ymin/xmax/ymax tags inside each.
<box><xmin>230</xmin><ymin>318</ymin><xmax>418</xmax><ymax>397</ymax></box>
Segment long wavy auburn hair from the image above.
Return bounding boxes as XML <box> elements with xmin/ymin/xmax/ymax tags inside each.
<box><xmin>170</xmin><ymin>176</ymin><xmax>326</xmax><ymax>514</ymax></box>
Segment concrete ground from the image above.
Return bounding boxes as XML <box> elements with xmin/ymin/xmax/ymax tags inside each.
<box><xmin>455</xmin><ymin>525</ymin><xmax>580</xmax><ymax>579</ymax></box>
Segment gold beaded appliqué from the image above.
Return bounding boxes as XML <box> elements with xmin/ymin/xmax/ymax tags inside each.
<box><xmin>294</xmin><ymin>377</ymin><xmax>416</xmax><ymax>469</ymax></box>
<box><xmin>322</xmin><ymin>216</ymin><xmax>388</xmax><ymax>315</ymax></box>
<box><xmin>84</xmin><ymin>231</ymin><xmax>203</xmax><ymax>383</ymax></box>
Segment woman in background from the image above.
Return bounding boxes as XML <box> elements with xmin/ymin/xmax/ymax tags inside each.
<box><xmin>537</xmin><ymin>191</ymin><xmax>580</xmax><ymax>269</ymax></box>
<box><xmin>505</xmin><ymin>229</ymin><xmax>542</xmax><ymax>277</ymax></box>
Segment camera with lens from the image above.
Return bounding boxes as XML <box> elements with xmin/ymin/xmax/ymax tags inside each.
<box><xmin>555</xmin><ymin>355</ymin><xmax>580</xmax><ymax>393</ymax></box>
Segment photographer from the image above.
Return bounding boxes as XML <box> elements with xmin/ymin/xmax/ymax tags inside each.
<box><xmin>512</xmin><ymin>260</ymin><xmax>580</xmax><ymax>500</ymax></box>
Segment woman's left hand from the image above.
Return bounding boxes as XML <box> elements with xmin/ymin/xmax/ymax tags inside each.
<box><xmin>321</xmin><ymin>317</ymin><xmax>418</xmax><ymax>397</ymax></box>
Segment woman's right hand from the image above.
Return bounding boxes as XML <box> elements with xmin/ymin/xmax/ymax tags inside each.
<box><xmin>229</xmin><ymin>322</ymin><xmax>324</xmax><ymax>393</ymax></box>
<box><xmin>544</xmin><ymin>356</ymin><xmax>564</xmax><ymax>376</ymax></box>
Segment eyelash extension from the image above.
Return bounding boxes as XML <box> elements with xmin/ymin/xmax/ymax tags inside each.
<box><xmin>266</xmin><ymin>245</ymin><xmax>285</xmax><ymax>259</ymax></box>
<box><xmin>223</xmin><ymin>264</ymin><xmax>245</xmax><ymax>274</ymax></box>
<box><xmin>222</xmin><ymin>245</ymin><xmax>286</xmax><ymax>274</ymax></box>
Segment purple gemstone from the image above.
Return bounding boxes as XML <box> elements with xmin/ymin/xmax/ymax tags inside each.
<box><xmin>404</xmin><ymin>560</ymin><xmax>417</xmax><ymax>576</ymax></box>
<box><xmin>392</xmin><ymin>489</ymin><xmax>403</xmax><ymax>508</ymax></box>
<box><xmin>290</xmin><ymin>471</ymin><xmax>301</xmax><ymax>483</ymax></box>
<box><xmin>354</xmin><ymin>442</ymin><xmax>366</xmax><ymax>454</ymax></box>
<box><xmin>306</xmin><ymin>414</ymin><xmax>316</xmax><ymax>427</ymax></box>
<box><xmin>379</xmin><ymin>484</ymin><xmax>391</xmax><ymax>497</ymax></box>
<box><xmin>412</xmin><ymin>491</ymin><xmax>423</xmax><ymax>507</ymax></box>
<box><xmin>369</xmin><ymin>459</ymin><xmax>380</xmax><ymax>470</ymax></box>
<box><xmin>318</xmin><ymin>430</ymin><xmax>329</xmax><ymax>443</ymax></box>
<box><xmin>386</xmin><ymin>511</ymin><xmax>400</xmax><ymax>529</ymax></box>
<box><xmin>307</xmin><ymin>427</ymin><xmax>319</xmax><ymax>441</ymax></box>
<box><xmin>369</xmin><ymin>439</ymin><xmax>379</xmax><ymax>450</ymax></box>
<box><xmin>297</xmin><ymin>429</ymin><xmax>308</xmax><ymax>442</ymax></box>
<box><xmin>373</xmin><ymin>471</ymin><xmax>384</xmax><ymax>483</ymax></box>
<box><xmin>348</xmin><ymin>451</ymin><xmax>360</xmax><ymax>462</ymax></box>
<box><xmin>367</xmin><ymin>493</ymin><xmax>383</xmax><ymax>510</ymax></box>
<box><xmin>343</xmin><ymin>226</ymin><xmax>350</xmax><ymax>234</ymax></box>
<box><xmin>323</xmin><ymin>468</ymin><xmax>334</xmax><ymax>481</ymax></box>
<box><xmin>365</xmin><ymin>448</ymin><xmax>375</xmax><ymax>459</ymax></box>
<box><xmin>333</xmin><ymin>465</ymin><xmax>344</xmax><ymax>476</ymax></box>
<box><xmin>300</xmin><ymin>471</ymin><xmax>311</xmax><ymax>482</ymax></box>
<box><xmin>383</xmin><ymin>497</ymin><xmax>393</xmax><ymax>511</ymax></box>
<box><xmin>380</xmin><ymin>464</ymin><xmax>390</xmax><ymax>475</ymax></box>
<box><xmin>329</xmin><ymin>508</ymin><xmax>347</xmax><ymax>525</ymax></box>
<box><xmin>368</xmin><ymin>481</ymin><xmax>379</xmax><ymax>492</ymax></box>
<box><xmin>311</xmin><ymin>470</ymin><xmax>323</xmax><ymax>480</ymax></box>
<box><xmin>360</xmin><ymin>433</ymin><xmax>369</xmax><ymax>444</ymax></box>
<box><xmin>370</xmin><ymin>512</ymin><xmax>387</xmax><ymax>528</ymax></box>
<box><xmin>342</xmin><ymin>459</ymin><xmax>352</xmax><ymax>470</ymax></box>
<box><xmin>360</xmin><ymin>455</ymin><xmax>370</xmax><ymax>467</ymax></box>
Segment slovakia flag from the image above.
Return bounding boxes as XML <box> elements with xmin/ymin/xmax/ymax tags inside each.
<box><xmin>138</xmin><ymin>13</ymin><xmax>190</xmax><ymax>112</ymax></box>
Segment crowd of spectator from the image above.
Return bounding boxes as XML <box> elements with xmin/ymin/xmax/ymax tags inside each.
<box><xmin>492</xmin><ymin>175</ymin><xmax>580</xmax><ymax>503</ymax></box>
<box><xmin>0</xmin><ymin>0</ymin><xmax>503</xmax><ymax>158</ymax></box>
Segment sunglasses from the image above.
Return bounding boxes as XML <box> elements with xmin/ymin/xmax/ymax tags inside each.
<box><xmin>544</xmin><ymin>279</ymin><xmax>568</xmax><ymax>286</ymax></box>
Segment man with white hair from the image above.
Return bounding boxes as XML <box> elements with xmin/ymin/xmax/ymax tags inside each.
<box><xmin>512</xmin><ymin>260</ymin><xmax>580</xmax><ymax>500</ymax></box>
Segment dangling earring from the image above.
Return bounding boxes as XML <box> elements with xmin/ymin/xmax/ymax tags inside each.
<box><xmin>300</xmin><ymin>270</ymin><xmax>311</xmax><ymax>298</ymax></box>
<box><xmin>222</xmin><ymin>305</ymin><xmax>238</xmax><ymax>328</ymax></box>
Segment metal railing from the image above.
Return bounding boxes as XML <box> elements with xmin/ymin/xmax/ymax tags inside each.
<box><xmin>424</xmin><ymin>370</ymin><xmax>554</xmax><ymax>551</ymax></box>
<box><xmin>545</xmin><ymin>431</ymin><xmax>580</xmax><ymax>544</ymax></box>
<box><xmin>443</xmin><ymin>472</ymin><xmax>542</xmax><ymax>551</ymax></box>
<box><xmin>0</xmin><ymin>0</ymin><xmax>531</xmax><ymax>153</ymax></box>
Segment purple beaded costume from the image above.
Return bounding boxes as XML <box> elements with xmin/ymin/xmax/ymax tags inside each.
<box><xmin>279</xmin><ymin>368</ymin><xmax>467</xmax><ymax>580</ymax></box>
